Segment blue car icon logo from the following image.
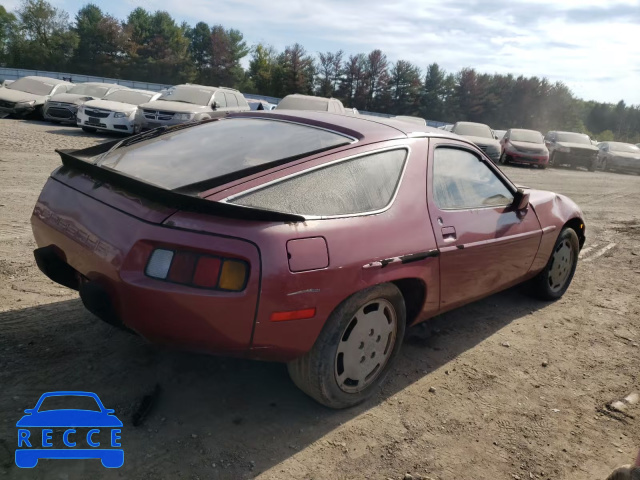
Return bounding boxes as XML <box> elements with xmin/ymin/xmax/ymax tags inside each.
<box><xmin>15</xmin><ymin>391</ymin><xmax>123</xmax><ymax>468</ymax></box>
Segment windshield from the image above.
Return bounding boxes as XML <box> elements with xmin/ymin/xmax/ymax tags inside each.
<box><xmin>37</xmin><ymin>395</ymin><xmax>101</xmax><ymax>412</ymax></box>
<box><xmin>556</xmin><ymin>132</ymin><xmax>591</xmax><ymax>144</ymax></box>
<box><xmin>104</xmin><ymin>90</ymin><xmax>155</xmax><ymax>105</ymax></box>
<box><xmin>68</xmin><ymin>84</ymin><xmax>112</xmax><ymax>98</ymax></box>
<box><xmin>510</xmin><ymin>129</ymin><xmax>543</xmax><ymax>143</ymax></box>
<box><xmin>7</xmin><ymin>77</ymin><xmax>57</xmax><ymax>96</ymax></box>
<box><xmin>97</xmin><ymin>118</ymin><xmax>353</xmax><ymax>189</ymax></box>
<box><xmin>454</xmin><ymin>123</ymin><xmax>493</xmax><ymax>138</ymax></box>
<box><xmin>608</xmin><ymin>142</ymin><xmax>640</xmax><ymax>153</ymax></box>
<box><xmin>159</xmin><ymin>86</ymin><xmax>213</xmax><ymax>106</ymax></box>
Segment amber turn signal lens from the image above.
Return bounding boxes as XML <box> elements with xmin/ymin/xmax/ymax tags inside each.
<box><xmin>218</xmin><ymin>260</ymin><xmax>248</xmax><ymax>291</ymax></box>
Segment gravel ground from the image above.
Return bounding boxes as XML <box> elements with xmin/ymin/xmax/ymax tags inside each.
<box><xmin>0</xmin><ymin>118</ymin><xmax>638</xmax><ymax>480</ymax></box>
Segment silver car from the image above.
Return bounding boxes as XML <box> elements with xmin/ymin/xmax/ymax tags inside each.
<box><xmin>134</xmin><ymin>85</ymin><xmax>250</xmax><ymax>130</ymax></box>
<box><xmin>43</xmin><ymin>82</ymin><xmax>128</xmax><ymax>124</ymax></box>
<box><xmin>451</xmin><ymin>122</ymin><xmax>502</xmax><ymax>162</ymax></box>
<box><xmin>597</xmin><ymin>142</ymin><xmax>640</xmax><ymax>174</ymax></box>
<box><xmin>0</xmin><ymin>76</ymin><xmax>73</xmax><ymax>118</ymax></box>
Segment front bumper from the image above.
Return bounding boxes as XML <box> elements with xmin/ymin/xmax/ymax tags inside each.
<box><xmin>552</xmin><ymin>150</ymin><xmax>597</xmax><ymax>167</ymax></box>
<box><xmin>136</xmin><ymin>115</ymin><xmax>196</xmax><ymax>131</ymax></box>
<box><xmin>505</xmin><ymin>150</ymin><xmax>549</xmax><ymax>165</ymax></box>
<box><xmin>0</xmin><ymin>105</ymin><xmax>35</xmax><ymax>116</ymax></box>
<box><xmin>77</xmin><ymin>111</ymin><xmax>136</xmax><ymax>134</ymax></box>
<box><xmin>44</xmin><ymin>103</ymin><xmax>78</xmax><ymax>123</ymax></box>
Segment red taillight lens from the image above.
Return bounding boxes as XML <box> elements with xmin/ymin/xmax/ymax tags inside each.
<box><xmin>168</xmin><ymin>252</ymin><xmax>198</xmax><ymax>284</ymax></box>
<box><xmin>192</xmin><ymin>257</ymin><xmax>221</xmax><ymax>288</ymax></box>
<box><xmin>145</xmin><ymin>248</ymin><xmax>247</xmax><ymax>291</ymax></box>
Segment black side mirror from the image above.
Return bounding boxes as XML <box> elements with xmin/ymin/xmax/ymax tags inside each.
<box><xmin>513</xmin><ymin>188</ymin><xmax>530</xmax><ymax>210</ymax></box>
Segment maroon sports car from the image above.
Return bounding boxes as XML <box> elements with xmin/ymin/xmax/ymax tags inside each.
<box><xmin>31</xmin><ymin>111</ymin><xmax>585</xmax><ymax>408</ymax></box>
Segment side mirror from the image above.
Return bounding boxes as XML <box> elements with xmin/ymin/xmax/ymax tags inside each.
<box><xmin>513</xmin><ymin>189</ymin><xmax>530</xmax><ymax>210</ymax></box>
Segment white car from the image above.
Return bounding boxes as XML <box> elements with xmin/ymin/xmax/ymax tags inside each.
<box><xmin>77</xmin><ymin>89</ymin><xmax>162</xmax><ymax>134</ymax></box>
<box><xmin>0</xmin><ymin>76</ymin><xmax>73</xmax><ymax>118</ymax></box>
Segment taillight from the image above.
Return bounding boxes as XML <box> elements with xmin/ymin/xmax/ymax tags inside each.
<box><xmin>145</xmin><ymin>248</ymin><xmax>248</xmax><ymax>292</ymax></box>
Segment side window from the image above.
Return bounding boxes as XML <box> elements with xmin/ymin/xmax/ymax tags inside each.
<box><xmin>225</xmin><ymin>93</ymin><xmax>238</xmax><ymax>108</ymax></box>
<box><xmin>214</xmin><ymin>92</ymin><xmax>227</xmax><ymax>108</ymax></box>
<box><xmin>433</xmin><ymin>148</ymin><xmax>514</xmax><ymax>210</ymax></box>
<box><xmin>232</xmin><ymin>149</ymin><xmax>408</xmax><ymax>216</ymax></box>
<box><xmin>236</xmin><ymin>95</ymin><xmax>249</xmax><ymax>108</ymax></box>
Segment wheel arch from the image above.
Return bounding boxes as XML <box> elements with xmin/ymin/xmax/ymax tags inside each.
<box><xmin>563</xmin><ymin>217</ymin><xmax>586</xmax><ymax>249</ymax></box>
<box><xmin>391</xmin><ymin>277</ymin><xmax>427</xmax><ymax>326</ymax></box>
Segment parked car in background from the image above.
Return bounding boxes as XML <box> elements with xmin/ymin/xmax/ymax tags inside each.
<box><xmin>393</xmin><ymin>115</ymin><xmax>427</xmax><ymax>126</ymax></box>
<box><xmin>494</xmin><ymin>129</ymin><xmax>507</xmax><ymax>140</ymax></box>
<box><xmin>499</xmin><ymin>129</ymin><xmax>549</xmax><ymax>168</ymax></box>
<box><xmin>438</xmin><ymin>124</ymin><xmax>454</xmax><ymax>132</ymax></box>
<box><xmin>135</xmin><ymin>84</ymin><xmax>249</xmax><ymax>130</ymax></box>
<box><xmin>0</xmin><ymin>76</ymin><xmax>73</xmax><ymax>118</ymax></box>
<box><xmin>1</xmin><ymin>79</ymin><xmax>14</xmax><ymax>88</ymax></box>
<box><xmin>77</xmin><ymin>89</ymin><xmax>162</xmax><ymax>134</ymax></box>
<box><xmin>597</xmin><ymin>142</ymin><xmax>640</xmax><ymax>174</ymax></box>
<box><xmin>276</xmin><ymin>94</ymin><xmax>346</xmax><ymax>114</ymax></box>
<box><xmin>247</xmin><ymin>99</ymin><xmax>277</xmax><ymax>111</ymax></box>
<box><xmin>32</xmin><ymin>111</ymin><xmax>585</xmax><ymax>409</ymax></box>
<box><xmin>451</xmin><ymin>121</ymin><xmax>501</xmax><ymax>162</ymax></box>
<box><xmin>43</xmin><ymin>82</ymin><xmax>128</xmax><ymax>124</ymax></box>
<box><xmin>544</xmin><ymin>131</ymin><xmax>598</xmax><ymax>171</ymax></box>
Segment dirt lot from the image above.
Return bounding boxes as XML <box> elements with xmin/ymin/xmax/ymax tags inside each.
<box><xmin>0</xmin><ymin>118</ymin><xmax>638</xmax><ymax>480</ymax></box>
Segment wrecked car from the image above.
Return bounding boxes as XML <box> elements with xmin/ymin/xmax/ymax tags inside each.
<box><xmin>43</xmin><ymin>82</ymin><xmax>128</xmax><ymax>124</ymax></box>
<box><xmin>544</xmin><ymin>131</ymin><xmax>599</xmax><ymax>171</ymax></box>
<box><xmin>31</xmin><ymin>111</ymin><xmax>586</xmax><ymax>409</ymax></box>
<box><xmin>0</xmin><ymin>76</ymin><xmax>73</xmax><ymax>118</ymax></box>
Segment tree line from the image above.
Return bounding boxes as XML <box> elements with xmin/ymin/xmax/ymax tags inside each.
<box><xmin>1</xmin><ymin>0</ymin><xmax>639</xmax><ymax>143</ymax></box>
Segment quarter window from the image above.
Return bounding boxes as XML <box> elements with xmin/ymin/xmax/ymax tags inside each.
<box><xmin>232</xmin><ymin>149</ymin><xmax>408</xmax><ymax>216</ymax></box>
<box><xmin>433</xmin><ymin>148</ymin><xmax>514</xmax><ymax>209</ymax></box>
<box><xmin>225</xmin><ymin>93</ymin><xmax>238</xmax><ymax>107</ymax></box>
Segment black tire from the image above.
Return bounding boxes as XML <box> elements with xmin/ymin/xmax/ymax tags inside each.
<box><xmin>287</xmin><ymin>283</ymin><xmax>406</xmax><ymax>409</ymax></box>
<box><xmin>588</xmin><ymin>158</ymin><xmax>597</xmax><ymax>172</ymax></box>
<box><xmin>499</xmin><ymin>152</ymin><xmax>509</xmax><ymax>165</ymax></box>
<box><xmin>602</xmin><ymin>159</ymin><xmax>610</xmax><ymax>172</ymax></box>
<box><xmin>82</xmin><ymin>126</ymin><xmax>97</xmax><ymax>133</ymax></box>
<box><xmin>528</xmin><ymin>227</ymin><xmax>579</xmax><ymax>300</ymax></box>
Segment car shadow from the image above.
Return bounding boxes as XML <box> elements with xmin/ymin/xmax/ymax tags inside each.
<box><xmin>0</xmin><ymin>286</ymin><xmax>548</xmax><ymax>478</ymax></box>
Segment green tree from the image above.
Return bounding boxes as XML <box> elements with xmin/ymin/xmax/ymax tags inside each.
<box><xmin>316</xmin><ymin>50</ymin><xmax>343</xmax><ymax>97</ymax></box>
<box><xmin>187</xmin><ymin>21</ymin><xmax>211</xmax><ymax>80</ymax></box>
<box><xmin>248</xmin><ymin>43</ymin><xmax>277</xmax><ymax>96</ymax></box>
<box><xmin>389</xmin><ymin>59</ymin><xmax>421</xmax><ymax>115</ymax></box>
<box><xmin>0</xmin><ymin>5</ymin><xmax>17</xmax><ymax>65</ymax></box>
<box><xmin>272</xmin><ymin>43</ymin><xmax>315</xmax><ymax>97</ymax></box>
<box><xmin>338</xmin><ymin>53</ymin><xmax>367</xmax><ymax>109</ymax></box>
<box><xmin>8</xmin><ymin>0</ymin><xmax>78</xmax><ymax>70</ymax></box>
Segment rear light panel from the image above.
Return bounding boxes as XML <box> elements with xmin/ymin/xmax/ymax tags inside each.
<box><xmin>145</xmin><ymin>248</ymin><xmax>249</xmax><ymax>292</ymax></box>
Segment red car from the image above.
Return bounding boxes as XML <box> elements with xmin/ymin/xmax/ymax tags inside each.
<box><xmin>31</xmin><ymin>112</ymin><xmax>585</xmax><ymax>408</ymax></box>
<box><xmin>499</xmin><ymin>128</ymin><xmax>550</xmax><ymax>168</ymax></box>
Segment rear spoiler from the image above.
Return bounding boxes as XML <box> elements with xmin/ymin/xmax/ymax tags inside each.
<box><xmin>55</xmin><ymin>147</ymin><xmax>306</xmax><ymax>223</ymax></box>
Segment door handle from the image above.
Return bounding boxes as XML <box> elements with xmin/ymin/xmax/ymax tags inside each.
<box><xmin>442</xmin><ymin>226</ymin><xmax>457</xmax><ymax>241</ymax></box>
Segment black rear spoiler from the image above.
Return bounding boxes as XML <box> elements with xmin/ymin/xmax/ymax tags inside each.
<box><xmin>55</xmin><ymin>148</ymin><xmax>306</xmax><ymax>223</ymax></box>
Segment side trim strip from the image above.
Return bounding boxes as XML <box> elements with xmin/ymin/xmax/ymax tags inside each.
<box><xmin>362</xmin><ymin>250</ymin><xmax>440</xmax><ymax>269</ymax></box>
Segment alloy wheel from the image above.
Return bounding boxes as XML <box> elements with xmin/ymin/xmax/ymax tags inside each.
<box><xmin>334</xmin><ymin>299</ymin><xmax>398</xmax><ymax>393</ymax></box>
<box><xmin>548</xmin><ymin>239</ymin><xmax>573</xmax><ymax>293</ymax></box>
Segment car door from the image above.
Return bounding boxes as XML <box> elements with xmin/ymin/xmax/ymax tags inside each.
<box><xmin>213</xmin><ymin>91</ymin><xmax>227</xmax><ymax>112</ymax></box>
<box><xmin>427</xmin><ymin>139</ymin><xmax>543</xmax><ymax>311</ymax></box>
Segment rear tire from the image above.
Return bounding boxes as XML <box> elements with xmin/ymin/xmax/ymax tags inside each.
<box><xmin>528</xmin><ymin>227</ymin><xmax>579</xmax><ymax>300</ymax></box>
<box><xmin>287</xmin><ymin>283</ymin><xmax>406</xmax><ymax>409</ymax></box>
<box><xmin>82</xmin><ymin>126</ymin><xmax>97</xmax><ymax>133</ymax></box>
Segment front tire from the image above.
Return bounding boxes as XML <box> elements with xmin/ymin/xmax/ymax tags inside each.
<box><xmin>588</xmin><ymin>158</ymin><xmax>597</xmax><ymax>172</ymax></box>
<box><xmin>529</xmin><ymin>227</ymin><xmax>579</xmax><ymax>300</ymax></box>
<box><xmin>82</xmin><ymin>126</ymin><xmax>97</xmax><ymax>133</ymax></box>
<box><xmin>287</xmin><ymin>283</ymin><xmax>406</xmax><ymax>409</ymax></box>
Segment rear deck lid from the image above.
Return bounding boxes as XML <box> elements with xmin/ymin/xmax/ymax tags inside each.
<box><xmin>53</xmin><ymin>116</ymin><xmax>356</xmax><ymax>223</ymax></box>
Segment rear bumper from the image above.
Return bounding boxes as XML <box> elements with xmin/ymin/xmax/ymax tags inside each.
<box><xmin>31</xmin><ymin>178</ymin><xmax>261</xmax><ymax>355</ymax></box>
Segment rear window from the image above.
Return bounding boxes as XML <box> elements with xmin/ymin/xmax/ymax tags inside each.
<box><xmin>230</xmin><ymin>149</ymin><xmax>407</xmax><ymax>217</ymax></box>
<box><xmin>97</xmin><ymin>118</ymin><xmax>353</xmax><ymax>190</ymax></box>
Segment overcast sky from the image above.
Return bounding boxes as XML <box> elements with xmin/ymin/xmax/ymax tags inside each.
<box><xmin>4</xmin><ymin>0</ymin><xmax>639</xmax><ymax>104</ymax></box>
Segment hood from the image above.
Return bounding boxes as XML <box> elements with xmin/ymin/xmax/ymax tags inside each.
<box><xmin>461</xmin><ymin>135</ymin><xmax>501</xmax><ymax>149</ymax></box>
<box><xmin>49</xmin><ymin>93</ymin><xmax>97</xmax><ymax>104</ymax></box>
<box><xmin>556</xmin><ymin>142</ymin><xmax>598</xmax><ymax>152</ymax></box>
<box><xmin>0</xmin><ymin>89</ymin><xmax>42</xmax><ymax>104</ymax></box>
<box><xmin>84</xmin><ymin>99</ymin><xmax>137</xmax><ymax>113</ymax></box>
<box><xmin>138</xmin><ymin>99</ymin><xmax>212</xmax><ymax>113</ymax></box>
<box><xmin>610</xmin><ymin>151</ymin><xmax>640</xmax><ymax>160</ymax></box>
<box><xmin>509</xmin><ymin>140</ymin><xmax>548</xmax><ymax>152</ymax></box>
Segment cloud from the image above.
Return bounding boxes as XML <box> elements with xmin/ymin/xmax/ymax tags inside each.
<box><xmin>9</xmin><ymin>0</ymin><xmax>640</xmax><ymax>104</ymax></box>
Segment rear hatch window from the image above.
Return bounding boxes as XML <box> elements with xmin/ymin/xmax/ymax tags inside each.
<box><xmin>95</xmin><ymin>118</ymin><xmax>354</xmax><ymax>190</ymax></box>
